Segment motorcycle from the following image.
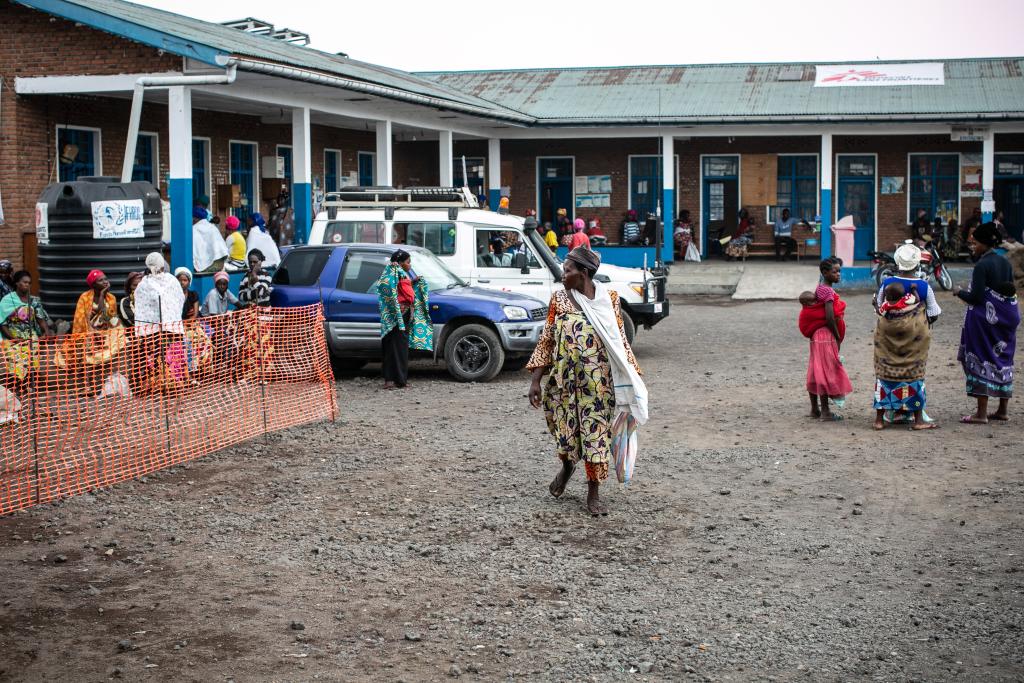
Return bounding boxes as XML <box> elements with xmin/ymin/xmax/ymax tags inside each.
<box><xmin>871</xmin><ymin>241</ymin><xmax>952</xmax><ymax>291</ymax></box>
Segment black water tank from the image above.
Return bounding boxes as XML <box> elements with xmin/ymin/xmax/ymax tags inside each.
<box><xmin>37</xmin><ymin>177</ymin><xmax>163</xmax><ymax>321</ymax></box>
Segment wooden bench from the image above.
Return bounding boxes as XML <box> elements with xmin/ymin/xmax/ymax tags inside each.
<box><xmin>735</xmin><ymin>224</ymin><xmax>821</xmax><ymax>262</ymax></box>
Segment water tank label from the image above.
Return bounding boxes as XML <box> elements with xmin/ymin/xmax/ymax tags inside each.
<box><xmin>35</xmin><ymin>203</ymin><xmax>48</xmax><ymax>245</ymax></box>
<box><xmin>91</xmin><ymin>199</ymin><xmax>145</xmax><ymax>239</ymax></box>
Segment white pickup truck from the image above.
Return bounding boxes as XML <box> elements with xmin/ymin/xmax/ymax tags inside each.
<box><xmin>308</xmin><ymin>187</ymin><xmax>669</xmax><ymax>343</ymax></box>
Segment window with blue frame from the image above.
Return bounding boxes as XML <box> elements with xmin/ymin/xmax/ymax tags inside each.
<box><xmin>324</xmin><ymin>150</ymin><xmax>341</xmax><ymax>193</ymax></box>
<box><xmin>230</xmin><ymin>142</ymin><xmax>257</xmax><ymax>224</ymax></box>
<box><xmin>773</xmin><ymin>155</ymin><xmax>818</xmax><ymax>222</ymax></box>
<box><xmin>453</xmin><ymin>157</ymin><xmax>485</xmax><ymax>197</ymax></box>
<box><xmin>277</xmin><ymin>146</ymin><xmax>293</xmax><ymax>207</ymax></box>
<box><xmin>192</xmin><ymin>139</ymin><xmax>208</xmax><ymax>202</ymax></box>
<box><xmin>131</xmin><ymin>133</ymin><xmax>157</xmax><ymax>185</ymax></box>
<box><xmin>57</xmin><ymin>127</ymin><xmax>99</xmax><ymax>181</ymax></box>
<box><xmin>909</xmin><ymin>154</ymin><xmax>959</xmax><ymax>222</ymax></box>
<box><xmin>630</xmin><ymin>156</ymin><xmax>661</xmax><ymax>218</ymax></box>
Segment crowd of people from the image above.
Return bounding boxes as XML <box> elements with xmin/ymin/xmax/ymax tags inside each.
<box><xmin>798</xmin><ymin>222</ymin><xmax>1020</xmax><ymax>429</ymax></box>
<box><xmin>0</xmin><ymin>245</ymin><xmax>275</xmax><ymax>402</ymax></box>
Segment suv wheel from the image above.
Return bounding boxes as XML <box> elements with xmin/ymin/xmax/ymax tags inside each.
<box><xmin>444</xmin><ymin>324</ymin><xmax>505</xmax><ymax>382</ymax></box>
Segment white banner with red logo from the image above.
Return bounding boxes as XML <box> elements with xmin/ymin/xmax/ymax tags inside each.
<box><xmin>814</xmin><ymin>63</ymin><xmax>944</xmax><ymax>87</ymax></box>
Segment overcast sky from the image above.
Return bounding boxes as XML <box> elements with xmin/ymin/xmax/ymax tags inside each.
<box><xmin>134</xmin><ymin>0</ymin><xmax>1023</xmax><ymax>72</ymax></box>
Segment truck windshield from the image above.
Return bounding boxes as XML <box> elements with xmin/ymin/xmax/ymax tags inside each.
<box><xmin>409</xmin><ymin>250</ymin><xmax>466</xmax><ymax>292</ymax></box>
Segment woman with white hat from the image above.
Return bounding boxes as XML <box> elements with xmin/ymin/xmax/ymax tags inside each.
<box><xmin>872</xmin><ymin>241</ymin><xmax>941</xmax><ymax>429</ymax></box>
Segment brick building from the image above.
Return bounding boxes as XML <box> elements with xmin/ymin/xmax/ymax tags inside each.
<box><xmin>2</xmin><ymin>0</ymin><xmax>1023</xmax><ymax>273</ymax></box>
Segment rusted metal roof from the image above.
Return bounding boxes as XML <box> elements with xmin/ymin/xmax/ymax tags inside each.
<box><xmin>16</xmin><ymin>0</ymin><xmax>532</xmax><ymax>122</ymax></box>
<box><xmin>420</xmin><ymin>59</ymin><xmax>1024</xmax><ymax>124</ymax></box>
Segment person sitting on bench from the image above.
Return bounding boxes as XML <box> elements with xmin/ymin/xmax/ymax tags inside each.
<box><xmin>774</xmin><ymin>208</ymin><xmax>799</xmax><ymax>261</ymax></box>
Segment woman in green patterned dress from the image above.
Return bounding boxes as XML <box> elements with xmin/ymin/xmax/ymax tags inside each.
<box><xmin>0</xmin><ymin>270</ymin><xmax>51</xmax><ymax>383</ymax></box>
<box><xmin>376</xmin><ymin>249</ymin><xmax>432</xmax><ymax>389</ymax></box>
<box><xmin>527</xmin><ymin>248</ymin><xmax>644</xmax><ymax>516</ymax></box>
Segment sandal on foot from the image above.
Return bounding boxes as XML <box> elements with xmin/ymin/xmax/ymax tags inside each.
<box><xmin>549</xmin><ymin>464</ymin><xmax>575</xmax><ymax>498</ymax></box>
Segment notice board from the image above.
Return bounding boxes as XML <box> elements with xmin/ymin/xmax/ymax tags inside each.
<box><xmin>741</xmin><ymin>154</ymin><xmax>778</xmax><ymax>207</ymax></box>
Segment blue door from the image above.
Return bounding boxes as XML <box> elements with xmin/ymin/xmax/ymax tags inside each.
<box><xmin>230</xmin><ymin>142</ymin><xmax>257</xmax><ymax>225</ymax></box>
<box><xmin>836</xmin><ymin>156</ymin><xmax>876</xmax><ymax>260</ymax></box>
<box><xmin>358</xmin><ymin>152</ymin><xmax>375</xmax><ymax>186</ymax></box>
<box><xmin>538</xmin><ymin>157</ymin><xmax>574</xmax><ymax>227</ymax></box>
<box><xmin>700</xmin><ymin>156</ymin><xmax>740</xmax><ymax>258</ymax></box>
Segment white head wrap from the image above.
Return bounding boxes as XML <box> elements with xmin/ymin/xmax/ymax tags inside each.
<box><xmin>173</xmin><ymin>267</ymin><xmax>192</xmax><ymax>283</ymax></box>
<box><xmin>894</xmin><ymin>243</ymin><xmax>922</xmax><ymax>271</ymax></box>
<box><xmin>145</xmin><ymin>252</ymin><xmax>167</xmax><ymax>275</ymax></box>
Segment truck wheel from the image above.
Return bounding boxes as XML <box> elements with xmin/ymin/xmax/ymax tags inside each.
<box><xmin>621</xmin><ymin>311</ymin><xmax>636</xmax><ymax>346</ymax></box>
<box><xmin>444</xmin><ymin>324</ymin><xmax>505</xmax><ymax>382</ymax></box>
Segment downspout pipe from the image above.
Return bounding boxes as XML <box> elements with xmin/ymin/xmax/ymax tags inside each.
<box><xmin>121</xmin><ymin>63</ymin><xmax>238</xmax><ymax>183</ymax></box>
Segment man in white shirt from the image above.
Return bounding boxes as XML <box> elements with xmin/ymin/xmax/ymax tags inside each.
<box><xmin>773</xmin><ymin>208</ymin><xmax>799</xmax><ymax>261</ymax></box>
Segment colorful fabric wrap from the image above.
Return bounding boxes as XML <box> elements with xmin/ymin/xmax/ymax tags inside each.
<box><xmin>957</xmin><ymin>287</ymin><xmax>1020</xmax><ymax>399</ymax></box>
<box><xmin>376</xmin><ymin>264</ymin><xmax>433</xmax><ymax>351</ymax></box>
<box><xmin>873</xmin><ymin>379</ymin><xmax>927</xmax><ymax>411</ymax></box>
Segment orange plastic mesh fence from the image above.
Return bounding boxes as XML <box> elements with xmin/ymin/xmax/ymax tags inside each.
<box><xmin>0</xmin><ymin>304</ymin><xmax>336</xmax><ymax>516</ymax></box>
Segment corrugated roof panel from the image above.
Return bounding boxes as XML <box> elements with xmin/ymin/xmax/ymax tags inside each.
<box><xmin>421</xmin><ymin>58</ymin><xmax>1024</xmax><ymax>122</ymax></box>
<box><xmin>25</xmin><ymin>0</ymin><xmax>527</xmax><ymax>117</ymax></box>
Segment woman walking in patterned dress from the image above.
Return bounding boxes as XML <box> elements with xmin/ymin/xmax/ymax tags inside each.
<box><xmin>527</xmin><ymin>247</ymin><xmax>646</xmax><ymax>516</ymax></box>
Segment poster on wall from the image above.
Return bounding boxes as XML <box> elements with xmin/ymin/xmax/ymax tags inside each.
<box><xmin>880</xmin><ymin>176</ymin><xmax>905</xmax><ymax>195</ymax></box>
<box><xmin>35</xmin><ymin>203</ymin><xmax>48</xmax><ymax>244</ymax></box>
<box><xmin>91</xmin><ymin>199</ymin><xmax>145</xmax><ymax>239</ymax></box>
<box><xmin>574</xmin><ymin>175</ymin><xmax>612</xmax><ymax>194</ymax></box>
<box><xmin>575</xmin><ymin>193</ymin><xmax>611</xmax><ymax>208</ymax></box>
<box><xmin>960</xmin><ymin>153</ymin><xmax>983</xmax><ymax>198</ymax></box>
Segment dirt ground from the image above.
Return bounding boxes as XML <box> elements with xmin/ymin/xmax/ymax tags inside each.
<box><xmin>0</xmin><ymin>292</ymin><xmax>1021</xmax><ymax>682</ymax></box>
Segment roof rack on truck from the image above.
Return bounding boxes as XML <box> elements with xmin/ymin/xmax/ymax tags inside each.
<box><xmin>322</xmin><ymin>186</ymin><xmax>478</xmax><ymax>220</ymax></box>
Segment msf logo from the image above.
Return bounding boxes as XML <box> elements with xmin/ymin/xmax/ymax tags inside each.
<box><xmin>822</xmin><ymin>69</ymin><xmax>887</xmax><ymax>83</ymax></box>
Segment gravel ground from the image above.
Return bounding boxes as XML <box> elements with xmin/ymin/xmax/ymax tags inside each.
<box><xmin>0</xmin><ymin>292</ymin><xmax>1022</xmax><ymax>682</ymax></box>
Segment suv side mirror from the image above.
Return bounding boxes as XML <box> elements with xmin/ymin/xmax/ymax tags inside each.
<box><xmin>515</xmin><ymin>251</ymin><xmax>529</xmax><ymax>274</ymax></box>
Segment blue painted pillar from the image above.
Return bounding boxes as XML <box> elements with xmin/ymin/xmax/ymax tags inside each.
<box><xmin>820</xmin><ymin>133</ymin><xmax>833</xmax><ymax>260</ymax></box>
<box><xmin>292</xmin><ymin>107</ymin><xmax>313</xmax><ymax>244</ymax></box>
<box><xmin>982</xmin><ymin>133</ymin><xmax>994</xmax><ymax>222</ymax></box>
<box><xmin>660</xmin><ymin>134</ymin><xmax>675</xmax><ymax>263</ymax></box>
<box><xmin>487</xmin><ymin>138</ymin><xmax>501</xmax><ymax>210</ymax></box>
<box><xmin>168</xmin><ymin>86</ymin><xmax>193</xmax><ymax>271</ymax></box>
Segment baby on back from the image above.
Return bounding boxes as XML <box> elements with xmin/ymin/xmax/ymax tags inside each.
<box><xmin>797</xmin><ymin>289</ymin><xmax>846</xmax><ymax>342</ymax></box>
<box><xmin>878</xmin><ymin>281</ymin><xmax>920</xmax><ymax>317</ymax></box>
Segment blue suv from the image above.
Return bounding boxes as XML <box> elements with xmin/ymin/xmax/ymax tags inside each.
<box><xmin>269</xmin><ymin>244</ymin><xmax>548</xmax><ymax>382</ymax></box>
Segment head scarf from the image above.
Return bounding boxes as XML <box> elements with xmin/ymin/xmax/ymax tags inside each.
<box><xmin>145</xmin><ymin>252</ymin><xmax>167</xmax><ymax>275</ymax></box>
<box><xmin>973</xmin><ymin>222</ymin><xmax>1002</xmax><ymax>249</ymax></box>
<box><xmin>193</xmin><ymin>206</ymin><xmax>208</xmax><ymax>220</ymax></box>
<box><xmin>250</xmin><ymin>212</ymin><xmax>267</xmax><ymax>233</ymax></box>
<box><xmin>124</xmin><ymin>271</ymin><xmax>144</xmax><ymax>296</ymax></box>
<box><xmin>225</xmin><ymin>215</ymin><xmax>240</xmax><ymax>231</ymax></box>
<box><xmin>86</xmin><ymin>269</ymin><xmax>106</xmax><ymax>287</ymax></box>
<box><xmin>213</xmin><ymin>271</ymin><xmax>229</xmax><ymax>285</ymax></box>
<box><xmin>627</xmin><ymin>209</ymin><xmax>638</xmax><ymax>221</ymax></box>
<box><xmin>173</xmin><ymin>267</ymin><xmax>193</xmax><ymax>284</ymax></box>
<box><xmin>894</xmin><ymin>243</ymin><xmax>922</xmax><ymax>271</ymax></box>
<box><xmin>0</xmin><ymin>260</ymin><xmax>12</xmax><ymax>270</ymax></box>
<box><xmin>197</xmin><ymin>194</ymin><xmax>210</xmax><ymax>207</ymax></box>
<box><xmin>566</xmin><ymin>246</ymin><xmax>601</xmax><ymax>274</ymax></box>
<box><xmin>573</xmin><ymin>218</ymin><xmax>586</xmax><ymax>232</ymax></box>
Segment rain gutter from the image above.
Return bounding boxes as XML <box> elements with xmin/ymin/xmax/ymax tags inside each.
<box><xmin>231</xmin><ymin>57</ymin><xmax>535</xmax><ymax>126</ymax></box>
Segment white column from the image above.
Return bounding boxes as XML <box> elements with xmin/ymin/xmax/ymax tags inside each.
<box><xmin>291</xmin><ymin>106</ymin><xmax>312</xmax><ymax>242</ymax></box>
<box><xmin>375</xmin><ymin>120</ymin><xmax>392</xmax><ymax>186</ymax></box>
<box><xmin>168</xmin><ymin>85</ymin><xmax>193</xmax><ymax>271</ymax></box>
<box><xmin>439</xmin><ymin>130</ymin><xmax>453</xmax><ymax>187</ymax></box>
<box><xmin>487</xmin><ymin>138</ymin><xmax>501</xmax><ymax>209</ymax></box>
<box><xmin>982</xmin><ymin>132</ymin><xmax>995</xmax><ymax>221</ymax></box>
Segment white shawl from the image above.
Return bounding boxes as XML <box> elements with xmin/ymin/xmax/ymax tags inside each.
<box><xmin>570</xmin><ymin>282</ymin><xmax>649</xmax><ymax>425</ymax></box>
